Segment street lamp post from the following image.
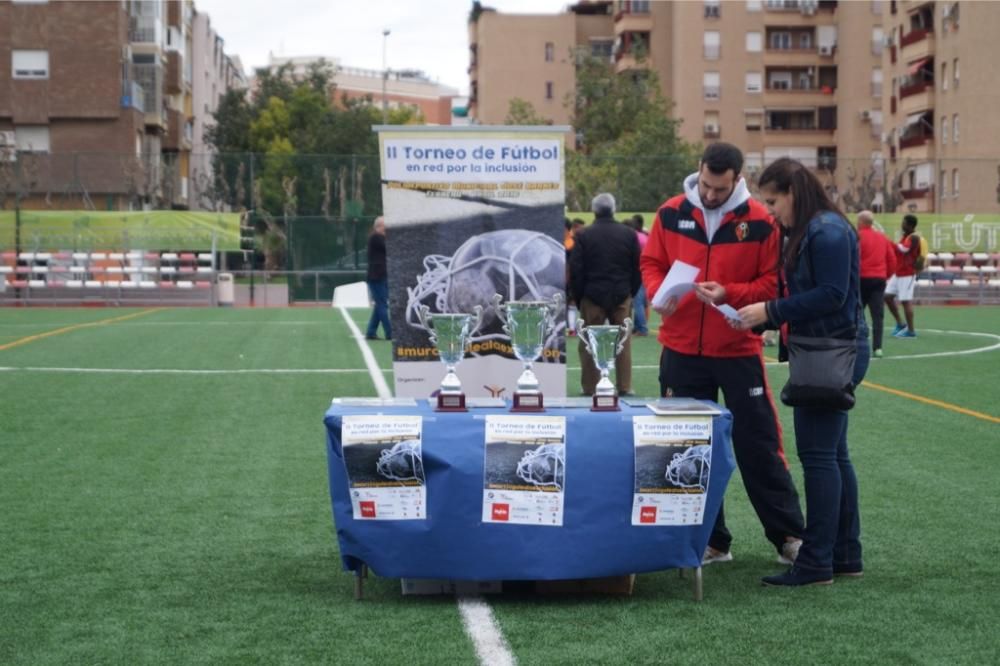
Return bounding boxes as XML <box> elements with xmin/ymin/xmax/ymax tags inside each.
<box><xmin>381</xmin><ymin>28</ymin><xmax>390</xmax><ymax>124</ymax></box>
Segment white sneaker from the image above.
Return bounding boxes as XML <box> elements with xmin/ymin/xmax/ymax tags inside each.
<box><xmin>702</xmin><ymin>546</ymin><xmax>733</xmax><ymax>565</ymax></box>
<box><xmin>777</xmin><ymin>539</ymin><xmax>802</xmax><ymax>565</ymax></box>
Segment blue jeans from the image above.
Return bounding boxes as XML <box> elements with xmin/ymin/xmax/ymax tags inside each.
<box><xmin>793</xmin><ymin>336</ymin><xmax>869</xmax><ymax>574</ymax></box>
<box><xmin>632</xmin><ymin>284</ymin><xmax>648</xmax><ymax>334</ymax></box>
<box><xmin>365</xmin><ymin>279</ymin><xmax>391</xmax><ymax>339</ymax></box>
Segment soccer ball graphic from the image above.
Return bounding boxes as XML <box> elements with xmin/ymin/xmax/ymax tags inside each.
<box><xmin>407</xmin><ymin>229</ymin><xmax>565</xmax><ymax>346</ymax></box>
<box><xmin>665</xmin><ymin>445</ymin><xmax>711</xmax><ymax>491</ymax></box>
<box><xmin>375</xmin><ymin>439</ymin><xmax>425</xmax><ymax>483</ymax></box>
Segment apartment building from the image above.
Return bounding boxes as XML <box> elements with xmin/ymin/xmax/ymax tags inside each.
<box><xmin>191</xmin><ymin>8</ymin><xmax>247</xmax><ymax>208</ymax></box>
<box><xmin>1</xmin><ymin>0</ymin><xmax>242</xmax><ymax>211</ymax></box>
<box><xmin>264</xmin><ymin>55</ymin><xmax>457</xmax><ymax>125</ymax></box>
<box><xmin>884</xmin><ymin>0</ymin><xmax>1000</xmax><ymax>214</ymax></box>
<box><xmin>468</xmin><ymin>1</ymin><xmax>614</xmax><ymax>127</ymax></box>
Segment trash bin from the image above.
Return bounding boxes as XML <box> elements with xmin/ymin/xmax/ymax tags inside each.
<box><xmin>217</xmin><ymin>272</ymin><xmax>234</xmax><ymax>306</ymax></box>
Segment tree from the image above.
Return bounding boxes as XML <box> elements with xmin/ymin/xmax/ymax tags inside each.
<box><xmin>566</xmin><ymin>56</ymin><xmax>699</xmax><ymax>212</ymax></box>
<box><xmin>504</xmin><ymin>98</ymin><xmax>551</xmax><ymax>126</ymax></box>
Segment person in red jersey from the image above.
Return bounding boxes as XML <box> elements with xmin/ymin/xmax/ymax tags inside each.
<box><xmin>640</xmin><ymin>143</ymin><xmax>804</xmax><ymax>567</ymax></box>
<box><xmin>857</xmin><ymin>210</ymin><xmax>897</xmax><ymax>357</ymax></box>
<box><xmin>884</xmin><ymin>214</ymin><xmax>920</xmax><ymax>338</ymax></box>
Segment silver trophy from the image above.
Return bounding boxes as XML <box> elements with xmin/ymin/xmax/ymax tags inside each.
<box><xmin>494</xmin><ymin>292</ymin><xmax>564</xmax><ymax>412</ymax></box>
<box><xmin>417</xmin><ymin>304</ymin><xmax>484</xmax><ymax>412</ymax></box>
<box><xmin>577</xmin><ymin>318</ymin><xmax>632</xmax><ymax>411</ymax></box>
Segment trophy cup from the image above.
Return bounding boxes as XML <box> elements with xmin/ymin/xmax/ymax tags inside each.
<box><xmin>417</xmin><ymin>304</ymin><xmax>484</xmax><ymax>412</ymax></box>
<box><xmin>494</xmin><ymin>292</ymin><xmax>564</xmax><ymax>412</ymax></box>
<box><xmin>577</xmin><ymin>318</ymin><xmax>633</xmax><ymax>411</ymax></box>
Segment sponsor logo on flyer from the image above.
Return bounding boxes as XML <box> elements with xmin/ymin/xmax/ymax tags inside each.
<box><xmin>640</xmin><ymin>506</ymin><xmax>658</xmax><ymax>523</ymax></box>
<box><xmin>359</xmin><ymin>501</ymin><xmax>377</xmax><ymax>518</ymax></box>
<box><xmin>491</xmin><ymin>503</ymin><xmax>510</xmax><ymax>521</ymax></box>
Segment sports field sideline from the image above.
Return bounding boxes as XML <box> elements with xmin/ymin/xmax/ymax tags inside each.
<box><xmin>2</xmin><ymin>305</ymin><xmax>998</xmax><ymax>665</ymax></box>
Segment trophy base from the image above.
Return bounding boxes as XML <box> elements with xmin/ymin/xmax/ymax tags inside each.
<box><xmin>591</xmin><ymin>394</ymin><xmax>620</xmax><ymax>412</ymax></box>
<box><xmin>511</xmin><ymin>392</ymin><xmax>544</xmax><ymax>412</ymax></box>
<box><xmin>435</xmin><ymin>392</ymin><xmax>467</xmax><ymax>412</ymax></box>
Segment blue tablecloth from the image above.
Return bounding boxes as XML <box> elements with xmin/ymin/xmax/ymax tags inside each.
<box><xmin>324</xmin><ymin>401</ymin><xmax>734</xmax><ymax>580</ymax></box>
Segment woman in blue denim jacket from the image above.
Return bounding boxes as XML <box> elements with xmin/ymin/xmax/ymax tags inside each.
<box><xmin>736</xmin><ymin>158</ymin><xmax>868</xmax><ymax>586</ymax></box>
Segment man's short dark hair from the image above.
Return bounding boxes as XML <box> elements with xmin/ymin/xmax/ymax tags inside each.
<box><xmin>701</xmin><ymin>142</ymin><xmax>743</xmax><ymax>177</ymax></box>
<box><xmin>631</xmin><ymin>214</ymin><xmax>644</xmax><ymax>230</ymax></box>
<box><xmin>903</xmin><ymin>214</ymin><xmax>918</xmax><ymax>228</ymax></box>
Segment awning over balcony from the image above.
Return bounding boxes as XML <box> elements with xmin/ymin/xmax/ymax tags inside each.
<box><xmin>907</xmin><ymin>57</ymin><xmax>930</xmax><ymax>76</ymax></box>
<box><xmin>904</xmin><ymin>112</ymin><xmax>925</xmax><ymax>128</ymax></box>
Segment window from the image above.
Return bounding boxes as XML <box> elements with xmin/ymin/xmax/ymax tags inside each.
<box><xmin>745</xmin><ymin>72</ymin><xmax>762</xmax><ymax>93</ymax></box>
<box><xmin>745</xmin><ymin>110</ymin><xmax>763</xmax><ymax>130</ymax></box>
<box><xmin>704</xmin><ymin>31</ymin><xmax>720</xmax><ymax>59</ymax></box>
<box><xmin>746</xmin><ymin>32</ymin><xmax>762</xmax><ymax>52</ymax></box>
<box><xmin>704</xmin><ymin>111</ymin><xmax>720</xmax><ymax>136</ymax></box>
<box><xmin>941</xmin><ymin>62</ymin><xmax>948</xmax><ymax>91</ymax></box>
<box><xmin>12</xmin><ymin>49</ymin><xmax>49</xmax><ymax>79</ymax></box>
<box><xmin>941</xmin><ymin>117</ymin><xmax>948</xmax><ymax>145</ymax></box>
<box><xmin>703</xmin><ymin>71</ymin><xmax>721</xmax><ymax>100</ymax></box>
<box><xmin>545</xmin><ymin>42</ymin><xmax>554</xmax><ymax>62</ymax></box>
<box><xmin>872</xmin><ymin>68</ymin><xmax>883</xmax><ymax>97</ymax></box>
<box><xmin>590</xmin><ymin>39</ymin><xmax>613</xmax><ymax>59</ymax></box>
<box><xmin>746</xmin><ymin>0</ymin><xmax>762</xmax><ymax>11</ymax></box>
<box><xmin>704</xmin><ymin>0</ymin><xmax>721</xmax><ymax>18</ymax></box>
<box><xmin>952</xmin><ymin>169</ymin><xmax>959</xmax><ymax>195</ymax></box>
<box><xmin>953</xmin><ymin>113</ymin><xmax>959</xmax><ymax>143</ymax></box>
<box><xmin>14</xmin><ymin>126</ymin><xmax>50</xmax><ymax>152</ymax></box>
<box><xmin>872</xmin><ymin>27</ymin><xmax>883</xmax><ymax>55</ymax></box>
<box><xmin>872</xmin><ymin>0</ymin><xmax>883</xmax><ymax>15</ymax></box>
<box><xmin>953</xmin><ymin>58</ymin><xmax>959</xmax><ymax>88</ymax></box>
<box><xmin>799</xmin><ymin>33</ymin><xmax>812</xmax><ymax>49</ymax></box>
<box><xmin>770</xmin><ymin>32</ymin><xmax>791</xmax><ymax>50</ymax></box>
<box><xmin>545</xmin><ymin>81</ymin><xmax>553</xmax><ymax>100</ymax></box>
<box><xmin>940</xmin><ymin>170</ymin><xmax>948</xmax><ymax>197</ymax></box>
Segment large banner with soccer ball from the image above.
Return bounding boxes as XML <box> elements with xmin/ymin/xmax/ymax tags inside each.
<box><xmin>376</xmin><ymin>125</ymin><xmax>570</xmax><ymax>401</ymax></box>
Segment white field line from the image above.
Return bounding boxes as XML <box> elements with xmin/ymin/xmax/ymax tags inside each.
<box><xmin>0</xmin><ymin>321</ymin><xmax>328</xmax><ymax>327</ymax></box>
<box><xmin>340</xmin><ymin>309</ymin><xmax>516</xmax><ymax>666</ymax></box>
<box><xmin>0</xmin><ymin>367</ymin><xmax>391</xmax><ymax>375</ymax></box>
<box><xmin>338</xmin><ymin>305</ymin><xmax>392</xmax><ymax>398</ymax></box>
<box><xmin>458</xmin><ymin>597</ymin><xmax>517</xmax><ymax>666</ymax></box>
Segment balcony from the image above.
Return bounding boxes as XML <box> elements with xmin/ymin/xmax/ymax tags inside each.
<box><xmin>163</xmin><ymin>108</ymin><xmax>183</xmax><ymax>150</ymax></box>
<box><xmin>133</xmin><ymin>62</ymin><xmax>165</xmax><ymax>128</ymax></box>
<box><xmin>900</xmin><ymin>28</ymin><xmax>931</xmax><ymax>48</ymax></box>
<box><xmin>899</xmin><ymin>79</ymin><xmax>931</xmax><ymax>100</ymax></box>
<box><xmin>901</xmin><ymin>186</ymin><xmax>931</xmax><ymax>199</ymax></box>
<box><xmin>165</xmin><ymin>51</ymin><xmax>183</xmax><ymax>94</ymax></box>
<box><xmin>899</xmin><ymin>133</ymin><xmax>932</xmax><ymax>150</ymax></box>
<box><xmin>763</xmin><ymin>86</ymin><xmax>835</xmax><ymax>106</ymax></box>
<box><xmin>129</xmin><ymin>15</ymin><xmax>162</xmax><ymax>45</ymax></box>
<box><xmin>614</xmin><ymin>11</ymin><xmax>653</xmax><ymax>34</ymax></box>
<box><xmin>762</xmin><ymin>48</ymin><xmax>827</xmax><ymax>67</ymax></box>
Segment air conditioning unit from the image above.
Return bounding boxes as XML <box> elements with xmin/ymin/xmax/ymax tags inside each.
<box><xmin>819</xmin><ymin>45</ymin><xmax>835</xmax><ymax>56</ymax></box>
<box><xmin>860</xmin><ymin>110</ymin><xmax>872</xmax><ymax>122</ymax></box>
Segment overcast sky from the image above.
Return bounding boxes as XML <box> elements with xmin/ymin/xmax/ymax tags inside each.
<box><xmin>194</xmin><ymin>0</ymin><xmax>571</xmax><ymax>96</ymax></box>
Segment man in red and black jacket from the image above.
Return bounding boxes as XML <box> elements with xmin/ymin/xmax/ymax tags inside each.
<box><xmin>640</xmin><ymin>143</ymin><xmax>804</xmax><ymax>567</ymax></box>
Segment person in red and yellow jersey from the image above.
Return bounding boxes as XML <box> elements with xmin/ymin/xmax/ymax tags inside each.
<box><xmin>884</xmin><ymin>214</ymin><xmax>919</xmax><ymax>338</ymax></box>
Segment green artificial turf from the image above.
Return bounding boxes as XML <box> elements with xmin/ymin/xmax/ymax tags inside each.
<box><xmin>1</xmin><ymin>305</ymin><xmax>998</xmax><ymax>664</ymax></box>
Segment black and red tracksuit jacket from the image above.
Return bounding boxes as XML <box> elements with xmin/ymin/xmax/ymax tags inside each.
<box><xmin>640</xmin><ymin>194</ymin><xmax>780</xmax><ymax>358</ymax></box>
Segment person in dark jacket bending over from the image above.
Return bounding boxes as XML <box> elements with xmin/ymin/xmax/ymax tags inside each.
<box><xmin>569</xmin><ymin>193</ymin><xmax>641</xmax><ymax>396</ymax></box>
<box><xmin>640</xmin><ymin>143</ymin><xmax>804</xmax><ymax>567</ymax></box>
